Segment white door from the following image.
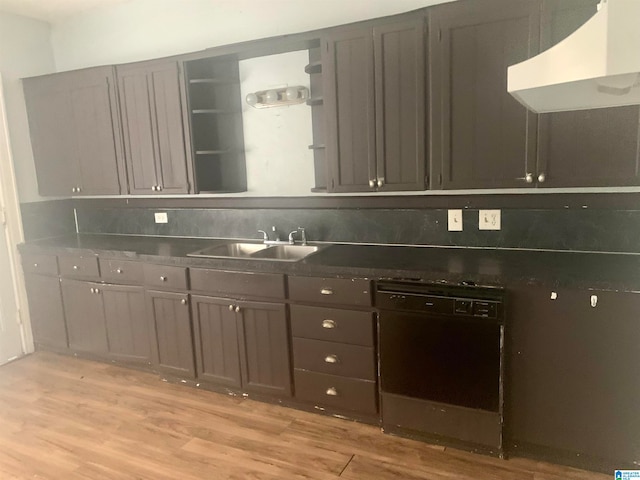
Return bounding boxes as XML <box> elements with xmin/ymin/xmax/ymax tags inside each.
<box><xmin>0</xmin><ymin>75</ymin><xmax>27</xmax><ymax>365</ymax></box>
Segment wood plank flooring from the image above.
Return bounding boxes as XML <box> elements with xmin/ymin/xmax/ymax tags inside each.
<box><xmin>0</xmin><ymin>352</ymin><xmax>608</xmax><ymax>480</ymax></box>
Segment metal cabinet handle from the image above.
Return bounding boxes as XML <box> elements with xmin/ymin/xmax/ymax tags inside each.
<box><xmin>151</xmin><ymin>185</ymin><xmax>157</xmax><ymax>191</ymax></box>
<box><xmin>116</xmin><ymin>268</ymin><xmax>123</xmax><ymax>274</ymax></box>
<box><xmin>368</xmin><ymin>180</ymin><xmax>375</xmax><ymax>188</ymax></box>
<box><xmin>235</xmin><ymin>306</ymin><xmax>241</xmax><ymax>313</ymax></box>
<box><xmin>90</xmin><ymin>287</ymin><xmax>95</xmax><ymax>293</ymax></box>
<box><xmin>325</xmin><ymin>387</ymin><xmax>338</xmax><ymax>396</ymax></box>
<box><xmin>321</xmin><ymin>319</ymin><xmax>336</xmax><ymax>329</ymax></box>
<box><xmin>525</xmin><ymin>173</ymin><xmax>534</xmax><ymax>183</ymax></box>
<box><xmin>377</xmin><ymin>178</ymin><xmax>384</xmax><ymax>187</ymax></box>
<box><xmin>33</xmin><ymin>263</ymin><xmax>38</xmax><ymax>268</ymax></box>
<box><xmin>538</xmin><ymin>173</ymin><xmax>546</xmax><ymax>183</ymax></box>
<box><xmin>324</xmin><ymin>355</ymin><xmax>339</xmax><ymax>364</ymax></box>
<box><xmin>590</xmin><ymin>295</ymin><xmax>598</xmax><ymax>308</ymax></box>
<box><xmin>94</xmin><ymin>288</ymin><xmax>99</xmax><ymax>294</ymax></box>
<box><xmin>72</xmin><ymin>187</ymin><xmax>77</xmax><ymax>193</ymax></box>
<box><xmin>160</xmin><ymin>276</ymin><xmax>167</xmax><ymax>282</ymax></box>
<box><xmin>157</xmin><ymin>185</ymin><xmax>163</xmax><ymax>191</ymax></box>
<box><xmin>320</xmin><ymin>288</ymin><xmax>333</xmax><ymax>295</ymax></box>
<box><xmin>76</xmin><ymin>186</ymin><xmax>82</xmax><ymax>193</ymax></box>
<box><xmin>181</xmin><ymin>298</ymin><xmax>187</xmax><ymax>305</ymax></box>
<box><xmin>73</xmin><ymin>265</ymin><xmax>79</xmax><ymax>270</ymax></box>
<box><xmin>228</xmin><ymin>304</ymin><xmax>234</xmax><ymax>311</ymax></box>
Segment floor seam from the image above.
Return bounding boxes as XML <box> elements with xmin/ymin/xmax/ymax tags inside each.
<box><xmin>338</xmin><ymin>454</ymin><xmax>355</xmax><ymax>477</ymax></box>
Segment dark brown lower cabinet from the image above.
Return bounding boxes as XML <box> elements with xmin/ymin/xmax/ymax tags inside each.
<box><xmin>191</xmin><ymin>295</ymin><xmax>291</xmax><ymax>397</ymax></box>
<box><xmin>61</xmin><ymin>279</ymin><xmax>108</xmax><ymax>355</ymax></box>
<box><xmin>507</xmin><ymin>286</ymin><xmax>640</xmax><ymax>466</ymax></box>
<box><xmin>146</xmin><ymin>290</ymin><xmax>195</xmax><ymax>378</ymax></box>
<box><xmin>24</xmin><ymin>274</ymin><xmax>67</xmax><ymax>350</ymax></box>
<box><xmin>102</xmin><ymin>284</ymin><xmax>151</xmax><ymax>365</ymax></box>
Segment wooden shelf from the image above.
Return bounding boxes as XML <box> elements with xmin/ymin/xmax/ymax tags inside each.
<box><xmin>304</xmin><ymin>61</ymin><xmax>322</xmax><ymax>75</ymax></box>
<box><xmin>306</xmin><ymin>97</ymin><xmax>323</xmax><ymax>106</ymax></box>
<box><xmin>308</xmin><ymin>144</ymin><xmax>326</xmax><ymax>150</ymax></box>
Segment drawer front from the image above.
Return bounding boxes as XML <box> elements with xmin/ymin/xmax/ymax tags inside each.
<box><xmin>293</xmin><ymin>338</ymin><xmax>375</xmax><ymax>381</ymax></box>
<box><xmin>190</xmin><ymin>268</ymin><xmax>285</xmax><ymax>299</ymax></box>
<box><xmin>288</xmin><ymin>276</ymin><xmax>372</xmax><ymax>306</ymax></box>
<box><xmin>22</xmin><ymin>253</ymin><xmax>58</xmax><ymax>276</ymax></box>
<box><xmin>294</xmin><ymin>370</ymin><xmax>377</xmax><ymax>414</ymax></box>
<box><xmin>101</xmin><ymin>259</ymin><xmax>144</xmax><ymax>285</ymax></box>
<box><xmin>58</xmin><ymin>255</ymin><xmax>100</xmax><ymax>278</ymax></box>
<box><xmin>290</xmin><ymin>305</ymin><xmax>374</xmax><ymax>346</ymax></box>
<box><xmin>143</xmin><ymin>264</ymin><xmax>188</xmax><ymax>290</ymax></box>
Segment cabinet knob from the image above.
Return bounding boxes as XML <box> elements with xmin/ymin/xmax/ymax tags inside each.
<box><xmin>320</xmin><ymin>288</ymin><xmax>333</xmax><ymax>296</ymax></box>
<box><xmin>116</xmin><ymin>268</ymin><xmax>123</xmax><ymax>274</ymax></box>
<box><xmin>325</xmin><ymin>387</ymin><xmax>338</xmax><ymax>396</ymax></box>
<box><xmin>157</xmin><ymin>185</ymin><xmax>163</xmax><ymax>192</ymax></box>
<box><xmin>228</xmin><ymin>304</ymin><xmax>234</xmax><ymax>311</ymax></box>
<box><xmin>90</xmin><ymin>287</ymin><xmax>95</xmax><ymax>293</ymax></box>
<box><xmin>160</xmin><ymin>276</ymin><xmax>167</xmax><ymax>282</ymax></box>
<box><xmin>94</xmin><ymin>288</ymin><xmax>99</xmax><ymax>294</ymax></box>
<box><xmin>33</xmin><ymin>263</ymin><xmax>38</xmax><ymax>268</ymax></box>
<box><xmin>525</xmin><ymin>173</ymin><xmax>534</xmax><ymax>184</ymax></box>
<box><xmin>537</xmin><ymin>173</ymin><xmax>546</xmax><ymax>183</ymax></box>
<box><xmin>324</xmin><ymin>354</ymin><xmax>339</xmax><ymax>364</ymax></box>
<box><xmin>321</xmin><ymin>319</ymin><xmax>336</xmax><ymax>329</ymax></box>
<box><xmin>368</xmin><ymin>180</ymin><xmax>375</xmax><ymax>188</ymax></box>
<box><xmin>377</xmin><ymin>178</ymin><xmax>384</xmax><ymax>188</ymax></box>
<box><xmin>181</xmin><ymin>298</ymin><xmax>187</xmax><ymax>305</ymax></box>
<box><xmin>151</xmin><ymin>185</ymin><xmax>157</xmax><ymax>191</ymax></box>
<box><xmin>235</xmin><ymin>306</ymin><xmax>241</xmax><ymax>313</ymax></box>
<box><xmin>71</xmin><ymin>187</ymin><xmax>77</xmax><ymax>193</ymax></box>
<box><xmin>76</xmin><ymin>186</ymin><xmax>82</xmax><ymax>193</ymax></box>
<box><xmin>73</xmin><ymin>265</ymin><xmax>79</xmax><ymax>270</ymax></box>
<box><xmin>590</xmin><ymin>295</ymin><xmax>598</xmax><ymax>308</ymax></box>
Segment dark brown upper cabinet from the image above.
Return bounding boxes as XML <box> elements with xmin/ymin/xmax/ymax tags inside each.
<box><xmin>117</xmin><ymin>60</ymin><xmax>193</xmax><ymax>195</ymax></box>
<box><xmin>322</xmin><ymin>17</ymin><xmax>426</xmax><ymax>193</ymax></box>
<box><xmin>429</xmin><ymin>0</ymin><xmax>541</xmax><ymax>189</ymax></box>
<box><xmin>23</xmin><ymin>66</ymin><xmax>125</xmax><ymax>196</ymax></box>
<box><xmin>535</xmin><ymin>0</ymin><xmax>640</xmax><ymax>187</ymax></box>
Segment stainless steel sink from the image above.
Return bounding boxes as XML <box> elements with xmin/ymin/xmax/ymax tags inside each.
<box><xmin>250</xmin><ymin>244</ymin><xmax>323</xmax><ymax>262</ymax></box>
<box><xmin>187</xmin><ymin>242</ymin><xmax>269</xmax><ymax>259</ymax></box>
<box><xmin>187</xmin><ymin>242</ymin><xmax>324</xmax><ymax>262</ymax></box>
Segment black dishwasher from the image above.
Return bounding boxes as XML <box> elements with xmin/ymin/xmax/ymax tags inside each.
<box><xmin>377</xmin><ymin>281</ymin><xmax>505</xmax><ymax>454</ymax></box>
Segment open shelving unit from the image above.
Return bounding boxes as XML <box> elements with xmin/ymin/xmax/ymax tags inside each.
<box><xmin>184</xmin><ymin>56</ymin><xmax>247</xmax><ymax>193</ymax></box>
<box><xmin>305</xmin><ymin>46</ymin><xmax>327</xmax><ymax>192</ymax></box>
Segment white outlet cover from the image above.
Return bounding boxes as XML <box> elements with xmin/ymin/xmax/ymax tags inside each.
<box><xmin>448</xmin><ymin>209</ymin><xmax>463</xmax><ymax>232</ymax></box>
<box><xmin>479</xmin><ymin>209</ymin><xmax>501</xmax><ymax>230</ymax></box>
<box><xmin>154</xmin><ymin>212</ymin><xmax>168</xmax><ymax>224</ymax></box>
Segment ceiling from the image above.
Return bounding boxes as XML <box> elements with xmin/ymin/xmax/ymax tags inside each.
<box><xmin>0</xmin><ymin>0</ymin><xmax>130</xmax><ymax>23</ymax></box>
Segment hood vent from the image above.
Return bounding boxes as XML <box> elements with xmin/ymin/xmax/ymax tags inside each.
<box><xmin>507</xmin><ymin>0</ymin><xmax>640</xmax><ymax>113</ymax></box>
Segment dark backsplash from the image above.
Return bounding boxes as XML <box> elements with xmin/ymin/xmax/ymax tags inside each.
<box><xmin>20</xmin><ymin>199</ymin><xmax>76</xmax><ymax>241</ymax></box>
<box><xmin>66</xmin><ymin>203</ymin><xmax>640</xmax><ymax>254</ymax></box>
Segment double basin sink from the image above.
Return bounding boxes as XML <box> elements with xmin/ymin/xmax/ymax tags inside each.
<box><xmin>187</xmin><ymin>242</ymin><xmax>325</xmax><ymax>262</ymax></box>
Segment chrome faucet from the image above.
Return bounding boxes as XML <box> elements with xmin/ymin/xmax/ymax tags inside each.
<box><xmin>258</xmin><ymin>226</ymin><xmax>286</xmax><ymax>245</ymax></box>
<box><xmin>288</xmin><ymin>227</ymin><xmax>307</xmax><ymax>245</ymax></box>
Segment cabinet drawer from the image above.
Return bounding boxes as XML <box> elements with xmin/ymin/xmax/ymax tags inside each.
<box><xmin>294</xmin><ymin>370</ymin><xmax>377</xmax><ymax>415</ymax></box>
<box><xmin>290</xmin><ymin>305</ymin><xmax>374</xmax><ymax>346</ymax></box>
<box><xmin>190</xmin><ymin>268</ymin><xmax>285</xmax><ymax>299</ymax></box>
<box><xmin>22</xmin><ymin>253</ymin><xmax>58</xmax><ymax>276</ymax></box>
<box><xmin>293</xmin><ymin>338</ymin><xmax>375</xmax><ymax>381</ymax></box>
<box><xmin>101</xmin><ymin>259</ymin><xmax>144</xmax><ymax>284</ymax></box>
<box><xmin>288</xmin><ymin>276</ymin><xmax>372</xmax><ymax>306</ymax></box>
<box><xmin>143</xmin><ymin>264</ymin><xmax>188</xmax><ymax>290</ymax></box>
<box><xmin>58</xmin><ymin>255</ymin><xmax>100</xmax><ymax>279</ymax></box>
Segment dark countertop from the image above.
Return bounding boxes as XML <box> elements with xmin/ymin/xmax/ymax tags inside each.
<box><xmin>18</xmin><ymin>233</ymin><xmax>640</xmax><ymax>291</ymax></box>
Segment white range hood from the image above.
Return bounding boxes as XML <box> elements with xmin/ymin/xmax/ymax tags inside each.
<box><xmin>507</xmin><ymin>0</ymin><xmax>640</xmax><ymax>113</ymax></box>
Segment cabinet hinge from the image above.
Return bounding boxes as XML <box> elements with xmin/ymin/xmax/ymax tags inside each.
<box><xmin>438</xmin><ymin>28</ymin><xmax>442</xmax><ymax>42</ymax></box>
<box><xmin>331</xmin><ymin>178</ymin><xmax>335</xmax><ymax>190</ymax></box>
<box><xmin>424</xmin><ymin>175</ymin><xmax>429</xmax><ymax>188</ymax></box>
<box><xmin>438</xmin><ymin>173</ymin><xmax>442</xmax><ymax>186</ymax></box>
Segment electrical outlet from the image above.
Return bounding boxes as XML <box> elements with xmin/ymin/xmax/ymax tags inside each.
<box><xmin>479</xmin><ymin>209</ymin><xmax>501</xmax><ymax>230</ymax></box>
<box><xmin>448</xmin><ymin>209</ymin><xmax>463</xmax><ymax>232</ymax></box>
<box><xmin>154</xmin><ymin>212</ymin><xmax>168</xmax><ymax>224</ymax></box>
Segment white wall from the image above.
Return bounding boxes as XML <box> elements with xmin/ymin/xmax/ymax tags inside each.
<box><xmin>51</xmin><ymin>0</ymin><xmax>453</xmax><ymax>71</ymax></box>
<box><xmin>0</xmin><ymin>12</ymin><xmax>56</xmax><ymax>202</ymax></box>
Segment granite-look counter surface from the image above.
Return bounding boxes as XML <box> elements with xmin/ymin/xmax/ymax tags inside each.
<box><xmin>18</xmin><ymin>233</ymin><xmax>640</xmax><ymax>292</ymax></box>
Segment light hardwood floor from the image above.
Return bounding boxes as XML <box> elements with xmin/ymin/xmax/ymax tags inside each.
<box><xmin>0</xmin><ymin>352</ymin><xmax>608</xmax><ymax>480</ymax></box>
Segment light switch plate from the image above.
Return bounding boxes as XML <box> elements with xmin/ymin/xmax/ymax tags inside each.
<box><xmin>154</xmin><ymin>212</ymin><xmax>168</xmax><ymax>224</ymax></box>
<box><xmin>448</xmin><ymin>209</ymin><xmax>463</xmax><ymax>231</ymax></box>
<box><xmin>479</xmin><ymin>209</ymin><xmax>501</xmax><ymax>230</ymax></box>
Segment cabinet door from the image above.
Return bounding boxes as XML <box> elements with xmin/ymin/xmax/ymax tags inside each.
<box><xmin>237</xmin><ymin>301</ymin><xmax>291</xmax><ymax>397</ymax></box>
<box><xmin>146</xmin><ymin>290</ymin><xmax>195</xmax><ymax>378</ymax></box>
<box><xmin>23</xmin><ymin>67</ymin><xmax>124</xmax><ymax>196</ymax></box>
<box><xmin>102</xmin><ymin>284</ymin><xmax>151</xmax><ymax>365</ymax></box>
<box><xmin>191</xmin><ymin>295</ymin><xmax>242</xmax><ymax>389</ymax></box>
<box><xmin>61</xmin><ymin>279</ymin><xmax>108</xmax><ymax>355</ymax></box>
<box><xmin>373</xmin><ymin>18</ymin><xmax>426</xmax><ymax>191</ymax></box>
<box><xmin>323</xmin><ymin>28</ymin><xmax>376</xmax><ymax>192</ymax></box>
<box><xmin>148</xmin><ymin>62</ymin><xmax>191</xmax><ymax>194</ymax></box>
<box><xmin>24</xmin><ymin>274</ymin><xmax>67</xmax><ymax>350</ymax></box>
<box><xmin>430</xmin><ymin>0</ymin><xmax>540</xmax><ymax>189</ymax></box>
<box><xmin>507</xmin><ymin>286</ymin><xmax>640</xmax><ymax>464</ymax></box>
<box><xmin>536</xmin><ymin>0</ymin><xmax>640</xmax><ymax>187</ymax></box>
